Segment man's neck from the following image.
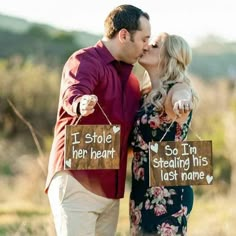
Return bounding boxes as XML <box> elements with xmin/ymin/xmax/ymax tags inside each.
<box><xmin>102</xmin><ymin>37</ymin><xmax>120</xmax><ymax>61</ymax></box>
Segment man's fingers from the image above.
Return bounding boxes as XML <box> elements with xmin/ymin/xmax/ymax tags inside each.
<box><xmin>79</xmin><ymin>94</ymin><xmax>98</xmax><ymax>116</ymax></box>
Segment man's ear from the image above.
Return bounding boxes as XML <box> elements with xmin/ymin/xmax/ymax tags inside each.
<box><xmin>118</xmin><ymin>29</ymin><xmax>129</xmax><ymax>42</ymax></box>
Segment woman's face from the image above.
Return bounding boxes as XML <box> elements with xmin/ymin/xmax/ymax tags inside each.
<box><xmin>138</xmin><ymin>33</ymin><xmax>167</xmax><ymax>70</ymax></box>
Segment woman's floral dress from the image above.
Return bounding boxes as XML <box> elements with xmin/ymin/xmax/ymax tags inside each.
<box><xmin>130</xmin><ymin>94</ymin><xmax>193</xmax><ymax>236</ymax></box>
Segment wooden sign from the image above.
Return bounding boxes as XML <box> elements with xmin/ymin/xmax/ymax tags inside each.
<box><xmin>64</xmin><ymin>125</ymin><xmax>120</xmax><ymax>170</ymax></box>
<box><xmin>149</xmin><ymin>140</ymin><xmax>213</xmax><ymax>186</ymax></box>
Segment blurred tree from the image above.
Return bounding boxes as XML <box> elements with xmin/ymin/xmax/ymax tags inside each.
<box><xmin>0</xmin><ymin>58</ymin><xmax>60</xmax><ymax>140</ymax></box>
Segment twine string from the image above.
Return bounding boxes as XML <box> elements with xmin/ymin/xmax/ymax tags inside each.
<box><xmin>76</xmin><ymin>101</ymin><xmax>112</xmax><ymax>125</ymax></box>
<box><xmin>159</xmin><ymin>115</ymin><xmax>202</xmax><ymax>142</ymax></box>
<box><xmin>76</xmin><ymin>103</ymin><xmax>202</xmax><ymax>141</ymax></box>
<box><xmin>96</xmin><ymin>102</ymin><xmax>112</xmax><ymax>125</ymax></box>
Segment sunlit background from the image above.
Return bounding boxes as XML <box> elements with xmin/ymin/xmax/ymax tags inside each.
<box><xmin>1</xmin><ymin>0</ymin><xmax>236</xmax><ymax>46</ymax></box>
<box><xmin>0</xmin><ymin>0</ymin><xmax>236</xmax><ymax>235</ymax></box>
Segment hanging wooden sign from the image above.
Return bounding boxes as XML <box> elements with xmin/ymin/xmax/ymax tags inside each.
<box><xmin>149</xmin><ymin>140</ymin><xmax>213</xmax><ymax>186</ymax></box>
<box><xmin>64</xmin><ymin>124</ymin><xmax>121</xmax><ymax>170</ymax></box>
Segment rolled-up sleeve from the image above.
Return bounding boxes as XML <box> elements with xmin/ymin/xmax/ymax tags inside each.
<box><xmin>60</xmin><ymin>52</ymin><xmax>99</xmax><ymax>116</ymax></box>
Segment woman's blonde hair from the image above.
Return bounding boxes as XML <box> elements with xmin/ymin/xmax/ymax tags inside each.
<box><xmin>143</xmin><ymin>33</ymin><xmax>198</xmax><ymax>111</ymax></box>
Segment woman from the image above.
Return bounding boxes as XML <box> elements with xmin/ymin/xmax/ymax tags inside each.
<box><xmin>129</xmin><ymin>33</ymin><xmax>198</xmax><ymax>235</ymax></box>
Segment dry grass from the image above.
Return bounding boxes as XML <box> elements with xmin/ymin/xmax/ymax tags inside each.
<box><xmin>0</xmin><ymin>164</ymin><xmax>235</xmax><ymax>236</ymax></box>
<box><xmin>0</xmin><ymin>190</ymin><xmax>235</xmax><ymax>236</ymax></box>
<box><xmin>0</xmin><ymin>138</ymin><xmax>235</xmax><ymax>235</ymax></box>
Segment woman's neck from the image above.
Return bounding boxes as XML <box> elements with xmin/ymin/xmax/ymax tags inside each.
<box><xmin>146</xmin><ymin>70</ymin><xmax>161</xmax><ymax>90</ymax></box>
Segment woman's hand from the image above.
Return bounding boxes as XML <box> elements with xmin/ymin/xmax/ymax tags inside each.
<box><xmin>164</xmin><ymin>83</ymin><xmax>193</xmax><ymax>123</ymax></box>
<box><xmin>173</xmin><ymin>99</ymin><xmax>193</xmax><ymax>118</ymax></box>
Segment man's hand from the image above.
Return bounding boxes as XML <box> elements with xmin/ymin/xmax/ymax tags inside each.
<box><xmin>79</xmin><ymin>95</ymin><xmax>98</xmax><ymax>116</ymax></box>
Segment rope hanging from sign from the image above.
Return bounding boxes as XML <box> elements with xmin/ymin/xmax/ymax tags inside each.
<box><xmin>159</xmin><ymin>115</ymin><xmax>202</xmax><ymax>142</ymax></box>
<box><xmin>76</xmin><ymin>101</ymin><xmax>112</xmax><ymax>125</ymax></box>
<box><xmin>76</xmin><ymin>100</ymin><xmax>202</xmax><ymax>141</ymax></box>
<box><xmin>149</xmin><ymin>114</ymin><xmax>213</xmax><ymax>187</ymax></box>
<box><xmin>97</xmin><ymin>102</ymin><xmax>112</xmax><ymax>125</ymax></box>
<box><xmin>65</xmin><ymin>101</ymin><xmax>121</xmax><ymax>170</ymax></box>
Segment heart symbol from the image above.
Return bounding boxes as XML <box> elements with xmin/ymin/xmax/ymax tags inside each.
<box><xmin>150</xmin><ymin>143</ymin><xmax>158</xmax><ymax>153</ymax></box>
<box><xmin>113</xmin><ymin>126</ymin><xmax>120</xmax><ymax>134</ymax></box>
<box><xmin>65</xmin><ymin>159</ymin><xmax>71</xmax><ymax>168</ymax></box>
<box><xmin>206</xmin><ymin>175</ymin><xmax>213</xmax><ymax>184</ymax></box>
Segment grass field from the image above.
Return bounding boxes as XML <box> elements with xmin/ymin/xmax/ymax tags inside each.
<box><xmin>0</xmin><ymin>143</ymin><xmax>234</xmax><ymax>235</ymax></box>
<box><xmin>0</xmin><ymin>186</ymin><xmax>235</xmax><ymax>236</ymax></box>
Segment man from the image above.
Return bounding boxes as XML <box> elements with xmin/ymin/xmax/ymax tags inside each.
<box><xmin>45</xmin><ymin>4</ymin><xmax>151</xmax><ymax>236</ymax></box>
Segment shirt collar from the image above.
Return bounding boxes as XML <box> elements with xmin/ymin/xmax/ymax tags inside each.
<box><xmin>95</xmin><ymin>40</ymin><xmax>133</xmax><ymax>71</ymax></box>
<box><xmin>95</xmin><ymin>40</ymin><xmax>115</xmax><ymax>65</ymax></box>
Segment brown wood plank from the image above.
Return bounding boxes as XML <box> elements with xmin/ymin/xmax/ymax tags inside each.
<box><xmin>64</xmin><ymin>124</ymin><xmax>121</xmax><ymax>169</ymax></box>
<box><xmin>149</xmin><ymin>140</ymin><xmax>213</xmax><ymax>186</ymax></box>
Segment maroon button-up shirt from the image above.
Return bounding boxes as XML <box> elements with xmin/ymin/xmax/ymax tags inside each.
<box><xmin>45</xmin><ymin>40</ymin><xmax>141</xmax><ymax>199</ymax></box>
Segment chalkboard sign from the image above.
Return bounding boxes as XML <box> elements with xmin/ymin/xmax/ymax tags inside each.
<box><xmin>149</xmin><ymin>140</ymin><xmax>213</xmax><ymax>186</ymax></box>
<box><xmin>64</xmin><ymin>124</ymin><xmax>120</xmax><ymax>169</ymax></box>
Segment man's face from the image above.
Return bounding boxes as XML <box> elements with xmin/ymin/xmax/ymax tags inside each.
<box><xmin>121</xmin><ymin>16</ymin><xmax>151</xmax><ymax>64</ymax></box>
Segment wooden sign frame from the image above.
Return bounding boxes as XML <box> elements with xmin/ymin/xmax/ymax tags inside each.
<box><xmin>149</xmin><ymin>140</ymin><xmax>213</xmax><ymax>186</ymax></box>
<box><xmin>64</xmin><ymin>124</ymin><xmax>120</xmax><ymax>170</ymax></box>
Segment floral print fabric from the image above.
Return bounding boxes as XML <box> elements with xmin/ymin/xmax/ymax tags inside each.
<box><xmin>130</xmin><ymin>95</ymin><xmax>193</xmax><ymax>236</ymax></box>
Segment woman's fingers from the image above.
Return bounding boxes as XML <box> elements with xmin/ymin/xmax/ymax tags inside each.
<box><xmin>173</xmin><ymin>100</ymin><xmax>193</xmax><ymax>117</ymax></box>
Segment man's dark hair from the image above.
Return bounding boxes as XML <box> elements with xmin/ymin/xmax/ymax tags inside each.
<box><xmin>104</xmin><ymin>4</ymin><xmax>150</xmax><ymax>39</ymax></box>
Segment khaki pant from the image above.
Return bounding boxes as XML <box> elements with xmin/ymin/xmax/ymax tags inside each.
<box><xmin>48</xmin><ymin>171</ymin><xmax>120</xmax><ymax>236</ymax></box>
